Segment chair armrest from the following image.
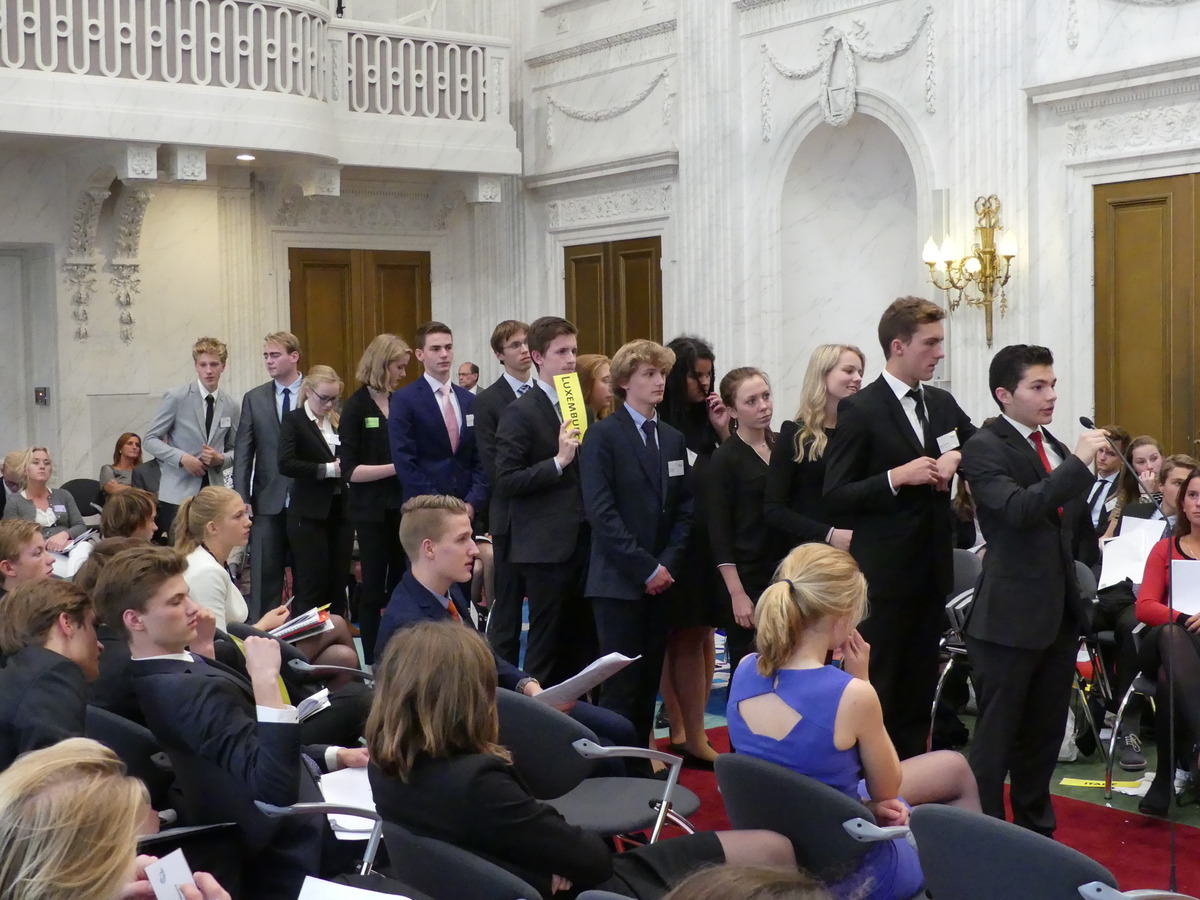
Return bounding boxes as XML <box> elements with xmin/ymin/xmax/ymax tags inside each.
<box><xmin>287</xmin><ymin>658</ymin><xmax>374</xmax><ymax>683</ymax></box>
<box><xmin>255</xmin><ymin>801</ymin><xmax>382</xmax><ymax>875</ymax></box>
<box><xmin>843</xmin><ymin>817</ymin><xmax>915</xmax><ymax>848</ymax></box>
<box><xmin>137</xmin><ymin>822</ymin><xmax>236</xmax><ymax>850</ymax></box>
<box><xmin>571</xmin><ymin>739</ymin><xmax>683</xmax><ymax>843</ymax></box>
<box><xmin>1081</xmin><ymin>885</ymin><xmax>1200</xmax><ymax>900</ymax></box>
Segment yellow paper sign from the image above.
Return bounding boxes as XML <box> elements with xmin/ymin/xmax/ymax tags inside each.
<box><xmin>1059</xmin><ymin>777</ymin><xmax>1142</xmax><ymax>789</ymax></box>
<box><xmin>553</xmin><ymin>373</ymin><xmax>588</xmax><ymax>442</ymax></box>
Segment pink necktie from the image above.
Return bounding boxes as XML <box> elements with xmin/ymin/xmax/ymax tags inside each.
<box><xmin>441</xmin><ymin>384</ymin><xmax>460</xmax><ymax>452</ymax></box>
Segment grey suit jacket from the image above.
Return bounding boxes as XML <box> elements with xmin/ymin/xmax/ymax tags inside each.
<box><xmin>144</xmin><ymin>381</ymin><xmax>240</xmax><ymax>504</ymax></box>
<box><xmin>234</xmin><ymin>381</ymin><xmax>292</xmax><ymax>516</ymax></box>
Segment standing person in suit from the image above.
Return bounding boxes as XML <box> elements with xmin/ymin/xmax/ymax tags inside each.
<box><xmin>278</xmin><ymin>366</ymin><xmax>353</xmax><ymax>617</ymax></box>
<box><xmin>494</xmin><ymin>316</ymin><xmax>594</xmax><ymax>687</ymax></box>
<box><xmin>823</xmin><ymin>297</ymin><xmax>976</xmax><ymax>759</ymax></box>
<box><xmin>473</xmin><ymin>320</ymin><xmax>535</xmax><ymax>666</ymax></box>
<box><xmin>581</xmin><ymin>339</ymin><xmax>694</xmax><ymax>741</ymax></box>
<box><xmin>0</xmin><ymin>452</ymin><xmax>24</xmax><ymax>518</ymax></box>
<box><xmin>0</xmin><ymin>579</ymin><xmax>103</xmax><ymax>770</ymax></box>
<box><xmin>339</xmin><ymin>333</ymin><xmax>411</xmax><ymax>664</ymax></box>
<box><xmin>959</xmin><ymin>344</ymin><xmax>1108</xmax><ymax>834</ymax></box>
<box><xmin>390</xmin><ymin>321</ymin><xmax>486</xmax><ymax>522</ymax></box>
<box><xmin>144</xmin><ymin>337</ymin><xmax>240</xmax><ymax>540</ymax></box>
<box><xmin>233</xmin><ymin>332</ymin><xmax>303</xmax><ymax>619</ymax></box>
<box><xmin>458</xmin><ymin>362</ymin><xmax>480</xmax><ymax>393</ymax></box>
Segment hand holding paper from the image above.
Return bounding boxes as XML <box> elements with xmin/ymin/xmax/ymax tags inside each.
<box><xmin>533</xmin><ymin>653</ymin><xmax>640</xmax><ymax>706</ymax></box>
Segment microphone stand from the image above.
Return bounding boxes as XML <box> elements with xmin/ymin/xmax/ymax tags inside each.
<box><xmin>1081</xmin><ymin>417</ymin><xmax>1175</xmax><ymax>890</ymax></box>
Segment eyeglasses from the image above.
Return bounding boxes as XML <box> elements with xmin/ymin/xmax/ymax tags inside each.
<box><xmin>312</xmin><ymin>392</ymin><xmax>340</xmax><ymax>405</ymax></box>
<box><xmin>505</xmin><ymin>340</ymin><xmax>529</xmax><ymax>351</ymax></box>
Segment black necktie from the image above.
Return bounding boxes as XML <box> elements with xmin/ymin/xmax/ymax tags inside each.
<box><xmin>1088</xmin><ymin>477</ymin><xmax>1108</xmax><ymax>508</ymax></box>
<box><xmin>205</xmin><ymin>394</ymin><xmax>215</xmax><ymax>436</ymax></box>
<box><xmin>906</xmin><ymin>388</ymin><xmax>932</xmax><ymax>449</ymax></box>
<box><xmin>641</xmin><ymin>420</ymin><xmax>660</xmax><ymax>492</ymax></box>
<box><xmin>281</xmin><ymin>387</ymin><xmax>291</xmax><ymax>419</ymax></box>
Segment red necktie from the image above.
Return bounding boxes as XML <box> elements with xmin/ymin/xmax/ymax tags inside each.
<box><xmin>1029</xmin><ymin>431</ymin><xmax>1062</xmax><ymax>516</ymax></box>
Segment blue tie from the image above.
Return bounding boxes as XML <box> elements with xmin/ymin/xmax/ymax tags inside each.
<box><xmin>641</xmin><ymin>420</ymin><xmax>660</xmax><ymax>493</ymax></box>
<box><xmin>281</xmin><ymin>387</ymin><xmax>291</xmax><ymax>419</ymax></box>
<box><xmin>518</xmin><ymin>384</ymin><xmax>530</xmax><ymax>395</ymax></box>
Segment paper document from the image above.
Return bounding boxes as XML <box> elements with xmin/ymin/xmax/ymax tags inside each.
<box><xmin>1170</xmin><ymin>559</ymin><xmax>1200</xmax><ymax>616</ymax></box>
<box><xmin>1098</xmin><ymin>530</ymin><xmax>1160</xmax><ymax>590</ymax></box>
<box><xmin>298</xmin><ymin>688</ymin><xmax>331</xmax><ymax>723</ymax></box>
<box><xmin>1117</xmin><ymin>516</ymin><xmax>1167</xmax><ymax>541</ymax></box>
<box><xmin>319</xmin><ymin>766</ymin><xmax>377</xmax><ymax>838</ymax></box>
<box><xmin>49</xmin><ymin>535</ymin><xmax>95</xmax><ymax>579</ymax></box>
<box><xmin>535</xmin><ymin>653</ymin><xmax>639</xmax><ymax>706</ymax></box>
<box><xmin>298</xmin><ymin>876</ymin><xmax>411</xmax><ymax>899</ymax></box>
<box><xmin>144</xmin><ymin>848</ymin><xmax>197</xmax><ymax>900</ymax></box>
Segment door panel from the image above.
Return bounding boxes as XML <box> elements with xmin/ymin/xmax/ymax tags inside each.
<box><xmin>564</xmin><ymin>237</ymin><xmax>662</xmax><ymax>358</ymax></box>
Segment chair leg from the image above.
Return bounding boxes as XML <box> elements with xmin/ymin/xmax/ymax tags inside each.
<box><xmin>1074</xmin><ymin>673</ymin><xmax>1106</xmax><ymax>766</ymax></box>
<box><xmin>664</xmin><ymin>809</ymin><xmax>696</xmax><ymax>834</ymax></box>
<box><xmin>927</xmin><ymin>655</ymin><xmax>956</xmax><ymax>753</ymax></box>
<box><xmin>1105</xmin><ymin>682</ymin><xmax>1140</xmax><ymax>801</ymax></box>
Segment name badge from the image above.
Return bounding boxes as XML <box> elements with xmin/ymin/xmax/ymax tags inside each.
<box><xmin>365</xmin><ymin>417</ymin><xmax>380</xmax><ymax>429</ymax></box>
<box><xmin>219</xmin><ymin>416</ymin><xmax>232</xmax><ymax>428</ymax></box>
<box><xmin>53</xmin><ymin>504</ymin><xmax>67</xmax><ymax>514</ymax></box>
<box><xmin>1104</xmin><ymin>495</ymin><xmax>1118</xmax><ymax>512</ymax></box>
<box><xmin>465</xmin><ymin>414</ymin><xmax>475</xmax><ymax>427</ymax></box>
<box><xmin>936</xmin><ymin>430</ymin><xmax>960</xmax><ymax>454</ymax></box>
<box><xmin>668</xmin><ymin>459</ymin><xmax>685</xmax><ymax>477</ymax></box>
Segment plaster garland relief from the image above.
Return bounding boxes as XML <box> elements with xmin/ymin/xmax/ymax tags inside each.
<box><xmin>1064</xmin><ymin>102</ymin><xmax>1200</xmax><ymax>159</ymax></box>
<box><xmin>63</xmin><ymin>187</ymin><xmax>111</xmax><ymax>341</ymax></box>
<box><xmin>1067</xmin><ymin>0</ymin><xmax>1200</xmax><ymax>49</ymax></box>
<box><xmin>109</xmin><ymin>188</ymin><xmax>154</xmax><ymax>344</ymax></box>
<box><xmin>759</xmin><ymin>5</ymin><xmax>934</xmax><ymax>140</ymax></box>
<box><xmin>545</xmin><ymin>67</ymin><xmax>673</xmax><ymax>148</ymax></box>
<box><xmin>274</xmin><ymin>188</ymin><xmax>439</xmax><ymax>232</ymax></box>
<box><xmin>546</xmin><ymin>185</ymin><xmax>672</xmax><ymax>229</ymax></box>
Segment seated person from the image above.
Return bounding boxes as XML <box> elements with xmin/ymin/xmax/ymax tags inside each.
<box><xmin>1</xmin><ymin>450</ymin><xmax>24</xmax><ymax>511</ymax></box>
<box><xmin>101</xmin><ymin>432</ymin><xmax>143</xmax><ymax>497</ymax></box>
<box><xmin>0</xmin><ymin>738</ymin><xmax>229</xmax><ymax>900</ymax></box>
<box><xmin>174</xmin><ymin>486</ymin><xmax>362</xmax><ymax>687</ymax></box>
<box><xmin>368</xmin><ymin>621</ymin><xmax>795</xmax><ymax>899</ymax></box>
<box><xmin>0</xmin><ymin>519</ymin><xmax>54</xmax><ymax>601</ymax></box>
<box><xmin>727</xmin><ymin>543</ymin><xmax>980</xmax><ymax>900</ymax></box>
<box><xmin>378</xmin><ymin>494</ymin><xmax>641</xmax><ymax>755</ymax></box>
<box><xmin>0</xmin><ymin>580</ymin><xmax>102</xmax><ymax>769</ymax></box>
<box><xmin>2</xmin><ymin>447</ymin><xmax>89</xmax><ymax>557</ymax></box>
<box><xmin>99</xmin><ymin>487</ymin><xmax>159</xmax><ymax>540</ymax></box>
<box><xmin>91</xmin><ymin>544</ymin><xmax>367</xmax><ymax>900</ymax></box>
<box><xmin>1133</xmin><ymin>465</ymin><xmax>1200</xmax><ymax>817</ymax></box>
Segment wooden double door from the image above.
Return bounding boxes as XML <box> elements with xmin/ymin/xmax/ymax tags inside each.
<box><xmin>1094</xmin><ymin>175</ymin><xmax>1200</xmax><ymax>454</ymax></box>
<box><xmin>564</xmin><ymin>237</ymin><xmax>663</xmax><ymax>356</ymax></box>
<box><xmin>288</xmin><ymin>248</ymin><xmax>431</xmax><ymax>391</ymax></box>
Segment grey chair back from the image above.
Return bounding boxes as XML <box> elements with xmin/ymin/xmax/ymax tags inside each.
<box><xmin>714</xmin><ymin>753</ymin><xmax>875</xmax><ymax>881</ymax></box>
<box><xmin>951</xmin><ymin>547</ymin><xmax>983</xmax><ymax>599</ymax></box>
<box><xmin>381</xmin><ymin>820</ymin><xmax>544</xmax><ymax>900</ymax></box>
<box><xmin>1076</xmin><ymin>560</ymin><xmax>1099</xmax><ymax>602</ymax></box>
<box><xmin>85</xmin><ymin>704</ymin><xmax>174</xmax><ymax>806</ymax></box>
<box><xmin>495</xmin><ymin>688</ymin><xmax>598</xmax><ymax>799</ymax></box>
<box><xmin>909</xmin><ymin>804</ymin><xmax>1116</xmax><ymax>900</ymax></box>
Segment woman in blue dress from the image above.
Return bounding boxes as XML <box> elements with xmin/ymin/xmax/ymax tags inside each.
<box><xmin>727</xmin><ymin>543</ymin><xmax>979</xmax><ymax>900</ymax></box>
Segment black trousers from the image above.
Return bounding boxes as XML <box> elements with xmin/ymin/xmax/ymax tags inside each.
<box><xmin>592</xmin><ymin>592</ymin><xmax>671</xmax><ymax>742</ymax></box>
<box><xmin>516</xmin><ymin>534</ymin><xmax>595</xmax><ymax>687</ymax></box>
<box><xmin>485</xmin><ymin>531</ymin><xmax>526</xmax><ymax>667</ymax></box>
<box><xmin>353</xmin><ymin>509</ymin><xmax>405</xmax><ymax>664</ymax></box>
<box><xmin>966</xmin><ymin>619</ymin><xmax>1078</xmax><ymax>835</ymax></box>
<box><xmin>286</xmin><ymin>503</ymin><xmax>353</xmax><ymax>617</ymax></box>
<box><xmin>858</xmin><ymin>590</ymin><xmax>946</xmax><ymax>760</ymax></box>
<box><xmin>1090</xmin><ymin>597</ymin><xmax>1144</xmax><ymax>729</ymax></box>
<box><xmin>248</xmin><ymin>510</ymin><xmax>290</xmax><ymax>620</ymax></box>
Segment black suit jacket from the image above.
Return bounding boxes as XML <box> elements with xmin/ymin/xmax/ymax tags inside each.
<box><xmin>278</xmin><ymin>407</ymin><xmax>343</xmax><ymax>519</ymax></box>
<box><xmin>580</xmin><ymin>406</ymin><xmax>693</xmax><ymax>600</ymax></box>
<box><xmin>131</xmin><ymin>655</ymin><xmax>325</xmax><ymax>899</ymax></box>
<box><xmin>494</xmin><ymin>386</ymin><xmax>586</xmax><ymax>564</ymax></box>
<box><xmin>823</xmin><ymin>375</ymin><xmax>976</xmax><ymax>598</ymax></box>
<box><xmin>474</xmin><ymin>376</ymin><xmax>520</xmax><ymax>535</ymax></box>
<box><xmin>959</xmin><ymin>418</ymin><xmax>1096</xmax><ymax>649</ymax></box>
<box><xmin>0</xmin><ymin>646</ymin><xmax>88</xmax><ymax>769</ymax></box>
<box><xmin>338</xmin><ymin>385</ymin><xmax>402</xmax><ymax>522</ymax></box>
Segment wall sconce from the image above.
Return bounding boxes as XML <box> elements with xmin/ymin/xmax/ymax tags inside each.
<box><xmin>922</xmin><ymin>194</ymin><xmax>1017</xmax><ymax>348</ymax></box>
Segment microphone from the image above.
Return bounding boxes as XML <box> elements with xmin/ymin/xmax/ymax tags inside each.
<box><xmin>1079</xmin><ymin>417</ymin><xmax>1167</xmax><ymax>520</ymax></box>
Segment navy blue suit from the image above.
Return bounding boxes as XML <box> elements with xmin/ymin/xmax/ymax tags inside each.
<box><xmin>580</xmin><ymin>406</ymin><xmax>693</xmax><ymax>738</ymax></box>
<box><xmin>389</xmin><ymin>377</ymin><xmax>487</xmax><ymax>513</ymax></box>
<box><xmin>377</xmin><ymin>571</ymin><xmax>638</xmax><ymax>752</ymax></box>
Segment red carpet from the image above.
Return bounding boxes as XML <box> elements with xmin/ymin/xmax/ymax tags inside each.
<box><xmin>658</xmin><ymin>729</ymin><xmax>1200</xmax><ymax>893</ymax></box>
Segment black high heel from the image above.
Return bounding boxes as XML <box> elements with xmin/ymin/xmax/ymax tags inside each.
<box><xmin>1139</xmin><ymin>776</ymin><xmax>1172</xmax><ymax>818</ymax></box>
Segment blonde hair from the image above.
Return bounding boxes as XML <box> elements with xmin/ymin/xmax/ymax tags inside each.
<box><xmin>172</xmin><ymin>486</ymin><xmax>243</xmax><ymax>555</ymax></box>
<box><xmin>191</xmin><ymin>337</ymin><xmax>228</xmax><ymax>363</ymax></box>
<box><xmin>610</xmin><ymin>340</ymin><xmax>676</xmax><ymax>402</ymax></box>
<box><xmin>576</xmin><ymin>354</ymin><xmax>612</xmax><ymax>418</ymax></box>
<box><xmin>753</xmin><ymin>543</ymin><xmax>868</xmax><ymax>677</ymax></box>
<box><xmin>0</xmin><ymin>520</ymin><xmax>41</xmax><ymax>565</ymax></box>
<box><xmin>398</xmin><ymin>494</ymin><xmax>469</xmax><ymax>560</ymax></box>
<box><xmin>264</xmin><ymin>331</ymin><xmax>301</xmax><ymax>355</ymax></box>
<box><xmin>15</xmin><ymin>447</ymin><xmax>51</xmax><ymax>488</ymax></box>
<box><xmin>356</xmin><ymin>334</ymin><xmax>411</xmax><ymax>392</ymax></box>
<box><xmin>366</xmin><ymin>621</ymin><xmax>510</xmax><ymax>782</ymax></box>
<box><xmin>302</xmin><ymin>365</ymin><xmax>344</xmax><ymax>427</ymax></box>
<box><xmin>792</xmin><ymin>345</ymin><xmax>865</xmax><ymax>463</ymax></box>
<box><xmin>0</xmin><ymin>738</ymin><xmax>148</xmax><ymax>900</ymax></box>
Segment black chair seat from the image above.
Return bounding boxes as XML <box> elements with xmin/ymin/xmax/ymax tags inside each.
<box><xmin>547</xmin><ymin>777</ymin><xmax>700</xmax><ymax>835</ymax></box>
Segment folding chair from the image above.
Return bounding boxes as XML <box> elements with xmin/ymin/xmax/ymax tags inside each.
<box><xmin>381</xmin><ymin>819</ymin><xmax>543</xmax><ymax>900</ymax></box>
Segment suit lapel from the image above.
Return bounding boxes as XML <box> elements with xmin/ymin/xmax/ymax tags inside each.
<box><xmin>993</xmin><ymin>418</ymin><xmax>1048</xmax><ymax>484</ymax></box>
<box><xmin>417</xmin><ymin>378</ymin><xmax>452</xmax><ymax>455</ymax></box>
<box><xmin>877</xmin><ymin>377</ymin><xmax>925</xmax><ymax>457</ymax></box>
<box><xmin>615</xmin><ymin>407</ymin><xmax>660</xmax><ymax>493</ymax></box>
<box><xmin>532</xmin><ymin>385</ymin><xmax>560</xmax><ymax>433</ymax></box>
<box><xmin>190</xmin><ymin>384</ymin><xmax>208</xmax><ymax>442</ymax></box>
<box><xmin>303</xmin><ymin>414</ymin><xmax>334</xmax><ymax>462</ymax></box>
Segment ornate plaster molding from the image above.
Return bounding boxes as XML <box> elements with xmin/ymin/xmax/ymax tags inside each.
<box><xmin>108</xmin><ymin>187</ymin><xmax>154</xmax><ymax>343</ymax></box>
<box><xmin>1068</xmin><ymin>0</ymin><xmax>1200</xmax><ymax>48</ymax></box>
<box><xmin>546</xmin><ymin>66</ymin><xmax>673</xmax><ymax>147</ymax></box>
<box><xmin>1064</xmin><ymin>101</ymin><xmax>1200</xmax><ymax>160</ymax></box>
<box><xmin>274</xmin><ymin>186</ymin><xmax>436</xmax><ymax>232</ymax></box>
<box><xmin>759</xmin><ymin>5</ymin><xmax>934</xmax><ymax>140</ymax></box>
<box><xmin>62</xmin><ymin>186</ymin><xmax>111</xmax><ymax>341</ymax></box>
<box><xmin>528</xmin><ymin>20</ymin><xmax>676</xmax><ymax>68</ymax></box>
<box><xmin>546</xmin><ymin>184</ymin><xmax>672</xmax><ymax>229</ymax></box>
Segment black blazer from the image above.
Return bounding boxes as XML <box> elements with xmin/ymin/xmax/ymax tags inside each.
<box><xmin>278</xmin><ymin>407</ymin><xmax>342</xmax><ymax>519</ymax></box>
<box><xmin>474</xmin><ymin>375</ymin><xmax>520</xmax><ymax>535</ymax></box>
<box><xmin>708</xmin><ymin>434</ymin><xmax>789</xmax><ymax>595</ymax></box>
<box><xmin>494</xmin><ymin>386</ymin><xmax>586</xmax><ymax>565</ymax></box>
<box><xmin>959</xmin><ymin>418</ymin><xmax>1096</xmax><ymax>649</ymax></box>
<box><xmin>823</xmin><ymin>375</ymin><xmax>976</xmax><ymax>598</ymax></box>
<box><xmin>0</xmin><ymin>646</ymin><xmax>88</xmax><ymax>769</ymax></box>
<box><xmin>764</xmin><ymin>420</ymin><xmax>838</xmax><ymax>544</ymax></box>
<box><xmin>580</xmin><ymin>406</ymin><xmax>693</xmax><ymax>600</ymax></box>
<box><xmin>338</xmin><ymin>385</ymin><xmax>401</xmax><ymax>522</ymax></box>
<box><xmin>369</xmin><ymin>753</ymin><xmax>612</xmax><ymax>898</ymax></box>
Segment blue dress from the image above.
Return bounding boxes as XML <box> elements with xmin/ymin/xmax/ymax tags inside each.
<box><xmin>727</xmin><ymin>656</ymin><xmax>924</xmax><ymax>900</ymax></box>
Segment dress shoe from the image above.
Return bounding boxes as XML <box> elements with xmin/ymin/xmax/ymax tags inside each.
<box><xmin>1116</xmin><ymin>733</ymin><xmax>1146</xmax><ymax>772</ymax></box>
<box><xmin>1139</xmin><ymin>778</ymin><xmax>1171</xmax><ymax>818</ymax></box>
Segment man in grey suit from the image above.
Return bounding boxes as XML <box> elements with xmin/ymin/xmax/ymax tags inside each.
<box><xmin>234</xmin><ymin>332</ymin><xmax>303</xmax><ymax>618</ymax></box>
<box><xmin>144</xmin><ymin>336</ymin><xmax>240</xmax><ymax>540</ymax></box>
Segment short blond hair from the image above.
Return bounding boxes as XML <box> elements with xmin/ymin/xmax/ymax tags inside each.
<box><xmin>1</xmin><ymin>450</ymin><xmax>25</xmax><ymax>477</ymax></box>
<box><xmin>263</xmin><ymin>331</ymin><xmax>300</xmax><ymax>355</ymax></box>
<box><xmin>398</xmin><ymin>495</ymin><xmax>469</xmax><ymax>559</ymax></box>
<box><xmin>0</xmin><ymin>738</ymin><xmax>148</xmax><ymax>900</ymax></box>
<box><xmin>356</xmin><ymin>334</ymin><xmax>411</xmax><ymax>392</ymax></box>
<box><xmin>610</xmin><ymin>340</ymin><xmax>676</xmax><ymax>402</ymax></box>
<box><xmin>192</xmin><ymin>336</ymin><xmax>228</xmax><ymax>363</ymax></box>
<box><xmin>0</xmin><ymin>580</ymin><xmax>93</xmax><ymax>655</ymax></box>
<box><xmin>13</xmin><ymin>446</ymin><xmax>51</xmax><ymax>488</ymax></box>
<box><xmin>0</xmin><ymin>520</ymin><xmax>41</xmax><ymax>565</ymax></box>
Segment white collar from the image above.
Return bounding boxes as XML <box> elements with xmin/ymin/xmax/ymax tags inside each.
<box><xmin>197</xmin><ymin>380</ymin><xmax>218</xmax><ymax>401</ymax></box>
<box><xmin>424</xmin><ymin>372</ymin><xmax>452</xmax><ymax>394</ymax></box>
<box><xmin>503</xmin><ymin>371</ymin><xmax>536</xmax><ymax>394</ymax></box>
<box><xmin>882</xmin><ymin>368</ymin><xmax>921</xmax><ymax>402</ymax></box>
<box><xmin>1001</xmin><ymin>414</ymin><xmax>1044</xmax><ymax>443</ymax></box>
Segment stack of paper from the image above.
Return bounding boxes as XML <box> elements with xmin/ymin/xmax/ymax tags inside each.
<box><xmin>319</xmin><ymin>766</ymin><xmax>377</xmax><ymax>838</ymax></box>
<box><xmin>270</xmin><ymin>606</ymin><xmax>334</xmax><ymax>643</ymax></box>
<box><xmin>1098</xmin><ymin>518</ymin><xmax>1164</xmax><ymax>590</ymax></box>
<box><xmin>298</xmin><ymin>687</ymin><xmax>331</xmax><ymax>723</ymax></box>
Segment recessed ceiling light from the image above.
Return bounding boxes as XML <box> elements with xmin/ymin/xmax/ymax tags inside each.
<box><xmin>236</xmin><ymin>153</ymin><xmax>256</xmax><ymax>161</ymax></box>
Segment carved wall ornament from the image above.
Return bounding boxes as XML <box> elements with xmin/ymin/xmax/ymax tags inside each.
<box><xmin>545</xmin><ymin>66</ymin><xmax>673</xmax><ymax>148</ymax></box>
<box><xmin>1068</xmin><ymin>0</ymin><xmax>1200</xmax><ymax>48</ymax></box>
<box><xmin>62</xmin><ymin>186</ymin><xmax>111</xmax><ymax>342</ymax></box>
<box><xmin>108</xmin><ymin>188</ymin><xmax>154</xmax><ymax>343</ymax></box>
<box><xmin>1063</xmin><ymin>102</ymin><xmax>1200</xmax><ymax>159</ymax></box>
<box><xmin>546</xmin><ymin>185</ymin><xmax>672</xmax><ymax>229</ymax></box>
<box><xmin>274</xmin><ymin>189</ymin><xmax>434</xmax><ymax>232</ymax></box>
<box><xmin>759</xmin><ymin>5</ymin><xmax>935</xmax><ymax>140</ymax></box>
